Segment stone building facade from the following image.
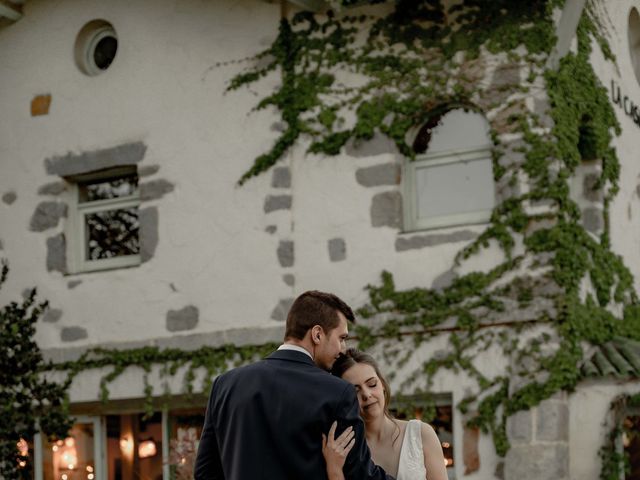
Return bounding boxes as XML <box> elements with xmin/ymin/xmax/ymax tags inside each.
<box><xmin>1</xmin><ymin>0</ymin><xmax>640</xmax><ymax>479</ymax></box>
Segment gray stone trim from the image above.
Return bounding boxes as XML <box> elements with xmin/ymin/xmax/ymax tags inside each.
<box><xmin>29</xmin><ymin>201</ymin><xmax>67</xmax><ymax>232</ymax></box>
<box><xmin>345</xmin><ymin>133</ymin><xmax>398</xmax><ymax>157</ymax></box>
<box><xmin>582</xmin><ymin>207</ymin><xmax>603</xmax><ymax>233</ymax></box>
<box><xmin>370</xmin><ymin>191</ymin><xmax>402</xmax><ymax>228</ymax></box>
<box><xmin>271</xmin><ymin>167</ymin><xmax>291</xmax><ymax>188</ymax></box>
<box><xmin>582</xmin><ymin>173</ymin><xmax>602</xmax><ymax>201</ymax></box>
<box><xmin>431</xmin><ymin>270</ymin><xmax>457</xmax><ymax>290</ymax></box>
<box><xmin>46</xmin><ymin>234</ymin><xmax>66</xmax><ymax>273</ymax></box>
<box><xmin>61</xmin><ymin>326</ymin><xmax>88</xmax><ymax>342</ymax></box>
<box><xmin>166</xmin><ymin>306</ymin><xmax>199</xmax><ymax>332</ymax></box>
<box><xmin>139</xmin><ymin>207</ymin><xmax>158</xmax><ymax>263</ymax></box>
<box><xmin>355</xmin><ymin>163</ymin><xmax>400</xmax><ymax>187</ymax></box>
<box><xmin>45</xmin><ymin>142</ymin><xmax>147</xmax><ymax>177</ymax></box>
<box><xmin>265</xmin><ymin>225</ymin><xmax>277</xmax><ymax>234</ymax></box>
<box><xmin>536</xmin><ymin>400</ymin><xmax>568</xmax><ymax>441</ymax></box>
<box><xmin>264</xmin><ymin>195</ymin><xmax>292</xmax><ymax>213</ymax></box>
<box><xmin>396</xmin><ymin>230</ymin><xmax>477</xmax><ymax>251</ymax></box>
<box><xmin>140</xmin><ymin>179</ymin><xmax>175</xmax><ymax>201</ymax></box>
<box><xmin>505</xmin><ymin>444</ymin><xmax>568</xmax><ymax>479</ymax></box>
<box><xmin>282</xmin><ymin>274</ymin><xmax>295</xmax><ymax>286</ymax></box>
<box><xmin>37</xmin><ymin>182</ymin><xmax>66</xmax><ymax>196</ymax></box>
<box><xmin>67</xmin><ymin>280</ymin><xmax>82</xmax><ymax>289</ymax></box>
<box><xmin>270</xmin><ymin>298</ymin><xmax>294</xmax><ymax>321</ymax></box>
<box><xmin>42</xmin><ymin>325</ymin><xmax>286</xmax><ymax>364</ymax></box>
<box><xmin>2</xmin><ymin>191</ymin><xmax>17</xmax><ymax>205</ymax></box>
<box><xmin>328</xmin><ymin>238</ymin><xmax>346</xmax><ymax>262</ymax></box>
<box><xmin>0</xmin><ymin>238</ymin><xmax>3</xmax><ymax>250</ymax></box>
<box><xmin>42</xmin><ymin>308</ymin><xmax>63</xmax><ymax>323</ymax></box>
<box><xmin>507</xmin><ymin>409</ymin><xmax>532</xmax><ymax>444</ymax></box>
<box><xmin>277</xmin><ymin>240</ymin><xmax>294</xmax><ymax>267</ymax></box>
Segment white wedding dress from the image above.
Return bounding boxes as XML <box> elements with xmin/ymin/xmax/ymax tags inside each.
<box><xmin>396</xmin><ymin>419</ymin><xmax>427</xmax><ymax>480</ymax></box>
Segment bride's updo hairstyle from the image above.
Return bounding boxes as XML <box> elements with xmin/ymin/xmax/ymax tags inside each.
<box><xmin>331</xmin><ymin>348</ymin><xmax>394</xmax><ymax>421</ymax></box>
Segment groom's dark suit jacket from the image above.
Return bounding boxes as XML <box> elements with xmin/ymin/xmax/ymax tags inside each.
<box><xmin>194</xmin><ymin>349</ymin><xmax>394</xmax><ymax>480</ymax></box>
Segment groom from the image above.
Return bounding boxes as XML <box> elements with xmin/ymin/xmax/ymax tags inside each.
<box><xmin>194</xmin><ymin>290</ymin><xmax>393</xmax><ymax>479</ymax></box>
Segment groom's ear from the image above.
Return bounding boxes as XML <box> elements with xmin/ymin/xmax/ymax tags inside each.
<box><xmin>311</xmin><ymin>325</ymin><xmax>323</xmax><ymax>344</ymax></box>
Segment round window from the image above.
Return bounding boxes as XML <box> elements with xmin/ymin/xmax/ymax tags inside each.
<box><xmin>75</xmin><ymin>20</ymin><xmax>118</xmax><ymax>76</ymax></box>
<box><xmin>629</xmin><ymin>7</ymin><xmax>640</xmax><ymax>85</ymax></box>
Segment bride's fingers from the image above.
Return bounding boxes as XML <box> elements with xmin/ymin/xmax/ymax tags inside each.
<box><xmin>344</xmin><ymin>437</ymin><xmax>356</xmax><ymax>455</ymax></box>
<box><xmin>322</xmin><ymin>433</ymin><xmax>327</xmax><ymax>447</ymax></box>
<box><xmin>335</xmin><ymin>426</ymin><xmax>353</xmax><ymax>446</ymax></box>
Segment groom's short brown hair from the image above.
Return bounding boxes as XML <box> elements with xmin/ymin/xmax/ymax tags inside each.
<box><xmin>284</xmin><ymin>290</ymin><xmax>355</xmax><ymax>341</ymax></box>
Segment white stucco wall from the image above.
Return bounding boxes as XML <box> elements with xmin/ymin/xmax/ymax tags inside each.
<box><xmin>0</xmin><ymin>0</ymin><xmax>503</xmax><ymax>351</ymax></box>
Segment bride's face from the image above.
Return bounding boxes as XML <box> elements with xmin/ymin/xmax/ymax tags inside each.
<box><xmin>341</xmin><ymin>362</ymin><xmax>386</xmax><ymax>419</ymax></box>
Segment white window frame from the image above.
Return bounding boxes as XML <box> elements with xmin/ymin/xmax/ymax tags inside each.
<box><xmin>403</xmin><ymin>145</ymin><xmax>495</xmax><ymax>232</ymax></box>
<box><xmin>35</xmin><ymin>415</ymin><xmax>105</xmax><ymax>480</ymax></box>
<box><xmin>65</xmin><ymin>167</ymin><xmax>141</xmax><ymax>274</ymax></box>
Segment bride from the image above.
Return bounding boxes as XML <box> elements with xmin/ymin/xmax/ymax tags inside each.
<box><xmin>323</xmin><ymin>348</ymin><xmax>448</xmax><ymax>480</ymax></box>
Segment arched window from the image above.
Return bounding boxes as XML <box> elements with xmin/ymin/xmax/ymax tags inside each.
<box><xmin>403</xmin><ymin>108</ymin><xmax>495</xmax><ymax>231</ymax></box>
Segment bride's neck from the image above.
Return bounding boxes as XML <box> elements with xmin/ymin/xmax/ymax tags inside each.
<box><xmin>364</xmin><ymin>415</ymin><xmax>393</xmax><ymax>443</ymax></box>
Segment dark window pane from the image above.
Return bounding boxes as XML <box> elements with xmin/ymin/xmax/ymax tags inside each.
<box><xmin>106</xmin><ymin>413</ymin><xmax>163</xmax><ymax>480</ymax></box>
<box><xmin>94</xmin><ymin>36</ymin><xmax>118</xmax><ymax>71</ymax></box>
<box><xmin>79</xmin><ymin>175</ymin><xmax>138</xmax><ymax>203</ymax></box>
<box><xmin>168</xmin><ymin>409</ymin><xmax>206</xmax><ymax>480</ymax></box>
<box><xmin>85</xmin><ymin>208</ymin><xmax>139</xmax><ymax>260</ymax></box>
<box><xmin>625</xmin><ymin>415</ymin><xmax>640</xmax><ymax>480</ymax></box>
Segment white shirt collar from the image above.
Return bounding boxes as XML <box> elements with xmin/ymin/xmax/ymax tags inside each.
<box><xmin>278</xmin><ymin>343</ymin><xmax>313</xmax><ymax>359</ymax></box>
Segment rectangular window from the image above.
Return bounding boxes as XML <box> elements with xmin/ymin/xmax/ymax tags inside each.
<box><xmin>403</xmin><ymin>148</ymin><xmax>495</xmax><ymax>232</ymax></box>
<box><xmin>66</xmin><ymin>167</ymin><xmax>140</xmax><ymax>273</ymax></box>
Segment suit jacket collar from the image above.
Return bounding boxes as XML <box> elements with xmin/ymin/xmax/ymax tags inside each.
<box><xmin>267</xmin><ymin>349</ymin><xmax>317</xmax><ymax>367</ymax></box>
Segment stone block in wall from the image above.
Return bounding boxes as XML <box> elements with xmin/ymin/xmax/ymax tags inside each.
<box><xmin>536</xmin><ymin>400</ymin><xmax>568</xmax><ymax>442</ymax></box>
<box><xmin>45</xmin><ymin>142</ymin><xmax>147</xmax><ymax>177</ymax></box>
<box><xmin>582</xmin><ymin>173</ymin><xmax>603</xmax><ymax>202</ymax></box>
<box><xmin>507</xmin><ymin>409</ymin><xmax>532</xmax><ymax>444</ymax></box>
<box><xmin>2</xmin><ymin>191</ymin><xmax>17</xmax><ymax>205</ymax></box>
<box><xmin>46</xmin><ymin>234</ymin><xmax>66</xmax><ymax>273</ymax></box>
<box><xmin>166</xmin><ymin>306</ymin><xmax>199</xmax><ymax>332</ymax></box>
<box><xmin>355</xmin><ymin>163</ymin><xmax>400</xmax><ymax>187</ymax></box>
<box><xmin>271</xmin><ymin>167</ymin><xmax>291</xmax><ymax>188</ymax></box>
<box><xmin>582</xmin><ymin>207</ymin><xmax>603</xmax><ymax>233</ymax></box>
<box><xmin>328</xmin><ymin>238</ymin><xmax>346</xmax><ymax>262</ymax></box>
<box><xmin>61</xmin><ymin>326</ymin><xmax>88</xmax><ymax>342</ymax></box>
<box><xmin>29</xmin><ymin>201</ymin><xmax>67</xmax><ymax>231</ymax></box>
<box><xmin>505</xmin><ymin>444</ymin><xmax>568</xmax><ymax>480</ymax></box>
<box><xmin>264</xmin><ymin>195</ymin><xmax>292</xmax><ymax>213</ymax></box>
<box><xmin>277</xmin><ymin>240</ymin><xmax>294</xmax><ymax>267</ymax></box>
<box><xmin>345</xmin><ymin>133</ymin><xmax>398</xmax><ymax>157</ymax></box>
<box><xmin>270</xmin><ymin>298</ymin><xmax>294</xmax><ymax>321</ymax></box>
<box><xmin>139</xmin><ymin>207</ymin><xmax>158</xmax><ymax>263</ymax></box>
<box><xmin>370</xmin><ymin>191</ymin><xmax>402</xmax><ymax>228</ymax></box>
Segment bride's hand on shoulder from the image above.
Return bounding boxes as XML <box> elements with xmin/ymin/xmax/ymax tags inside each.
<box><xmin>322</xmin><ymin>421</ymin><xmax>355</xmax><ymax>480</ymax></box>
<box><xmin>420</xmin><ymin>422</ymin><xmax>449</xmax><ymax>480</ymax></box>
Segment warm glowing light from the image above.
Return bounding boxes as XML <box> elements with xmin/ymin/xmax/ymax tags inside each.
<box><xmin>68</xmin><ymin>464</ymin><xmax>75</xmax><ymax>470</ymax></box>
<box><xmin>88</xmin><ymin>474</ymin><xmax>95</xmax><ymax>479</ymax></box>
<box><xmin>86</xmin><ymin>466</ymin><xmax>94</xmax><ymax>473</ymax></box>
<box><xmin>52</xmin><ymin>445</ymin><xmax>59</xmax><ymax>452</ymax></box>
<box><xmin>120</xmin><ymin>436</ymin><xmax>134</xmax><ymax>456</ymax></box>
<box><xmin>138</xmin><ymin>439</ymin><xmax>157</xmax><ymax>459</ymax></box>
<box><xmin>442</xmin><ymin>442</ymin><xmax>450</xmax><ymax>448</ymax></box>
<box><xmin>18</xmin><ymin>461</ymin><xmax>26</xmax><ymax>468</ymax></box>
<box><xmin>64</xmin><ymin>438</ymin><xmax>75</xmax><ymax>448</ymax></box>
<box><xmin>61</xmin><ymin>475</ymin><xmax>68</xmax><ymax>480</ymax></box>
<box><xmin>56</xmin><ymin>440</ymin><xmax>64</xmax><ymax>446</ymax></box>
<box><xmin>180</xmin><ymin>457</ymin><xmax>186</xmax><ymax>465</ymax></box>
<box><xmin>445</xmin><ymin>458</ymin><xmax>454</xmax><ymax>466</ymax></box>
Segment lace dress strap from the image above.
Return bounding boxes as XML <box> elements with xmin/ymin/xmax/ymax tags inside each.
<box><xmin>396</xmin><ymin>420</ymin><xmax>427</xmax><ymax>480</ymax></box>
